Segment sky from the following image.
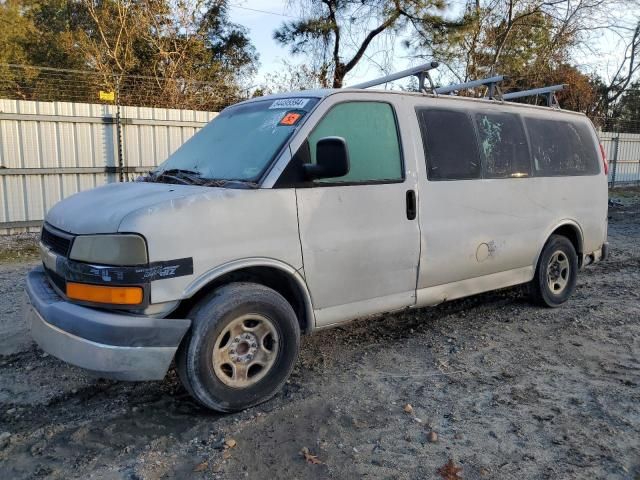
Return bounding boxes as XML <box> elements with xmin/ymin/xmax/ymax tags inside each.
<box><xmin>227</xmin><ymin>1</ymin><xmax>300</xmax><ymax>87</ymax></box>
<box><xmin>227</xmin><ymin>0</ymin><xmax>638</xmax><ymax>90</ymax></box>
<box><xmin>226</xmin><ymin>0</ymin><xmax>438</xmax><ymax>87</ymax></box>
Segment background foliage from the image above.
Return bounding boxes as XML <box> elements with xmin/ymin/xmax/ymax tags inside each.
<box><xmin>0</xmin><ymin>0</ymin><xmax>257</xmax><ymax>109</ymax></box>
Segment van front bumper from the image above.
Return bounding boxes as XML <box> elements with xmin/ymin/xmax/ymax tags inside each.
<box><xmin>26</xmin><ymin>267</ymin><xmax>191</xmax><ymax>381</ymax></box>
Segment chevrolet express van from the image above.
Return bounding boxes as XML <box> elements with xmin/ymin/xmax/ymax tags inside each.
<box><xmin>26</xmin><ymin>85</ymin><xmax>609</xmax><ymax>412</ymax></box>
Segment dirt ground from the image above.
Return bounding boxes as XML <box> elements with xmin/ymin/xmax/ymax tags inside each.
<box><xmin>0</xmin><ymin>189</ymin><xmax>639</xmax><ymax>480</ymax></box>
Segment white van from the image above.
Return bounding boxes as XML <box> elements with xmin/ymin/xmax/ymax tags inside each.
<box><xmin>25</xmin><ymin>74</ymin><xmax>609</xmax><ymax>411</ymax></box>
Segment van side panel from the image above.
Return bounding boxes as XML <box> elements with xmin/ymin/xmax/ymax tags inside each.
<box><xmin>409</xmin><ymin>96</ymin><xmax>607</xmax><ymax>303</ymax></box>
<box><xmin>528</xmin><ymin>175</ymin><xmax>608</xmax><ymax>257</ymax></box>
<box><xmin>416</xmin><ymin>178</ymin><xmax>542</xmax><ymax>289</ymax></box>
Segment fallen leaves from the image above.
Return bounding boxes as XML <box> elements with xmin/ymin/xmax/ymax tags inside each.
<box><xmin>193</xmin><ymin>461</ymin><xmax>208</xmax><ymax>472</ymax></box>
<box><xmin>301</xmin><ymin>446</ymin><xmax>322</xmax><ymax>465</ymax></box>
<box><xmin>437</xmin><ymin>459</ymin><xmax>463</xmax><ymax>480</ymax></box>
<box><xmin>222</xmin><ymin>438</ymin><xmax>237</xmax><ymax>460</ymax></box>
<box><xmin>193</xmin><ymin>437</ymin><xmax>238</xmax><ymax>472</ymax></box>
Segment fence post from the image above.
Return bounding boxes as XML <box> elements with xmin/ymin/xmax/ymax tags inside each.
<box><xmin>610</xmin><ymin>136</ymin><xmax>620</xmax><ymax>188</ymax></box>
<box><xmin>115</xmin><ymin>75</ymin><xmax>125</xmax><ymax>182</ymax></box>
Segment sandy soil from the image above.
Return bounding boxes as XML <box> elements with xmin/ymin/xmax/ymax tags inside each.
<box><xmin>0</xmin><ymin>190</ymin><xmax>638</xmax><ymax>480</ymax></box>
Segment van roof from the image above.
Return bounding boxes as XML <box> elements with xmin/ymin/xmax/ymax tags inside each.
<box><xmin>238</xmin><ymin>88</ymin><xmax>588</xmax><ymax>119</ymax></box>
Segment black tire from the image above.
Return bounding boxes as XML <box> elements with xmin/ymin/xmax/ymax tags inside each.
<box><xmin>176</xmin><ymin>282</ymin><xmax>300</xmax><ymax>412</ymax></box>
<box><xmin>529</xmin><ymin>234</ymin><xmax>578</xmax><ymax>307</ymax></box>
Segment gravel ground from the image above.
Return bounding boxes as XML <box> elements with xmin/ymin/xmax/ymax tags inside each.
<box><xmin>0</xmin><ymin>190</ymin><xmax>638</xmax><ymax>480</ymax></box>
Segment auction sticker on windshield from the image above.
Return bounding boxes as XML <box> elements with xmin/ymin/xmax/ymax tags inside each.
<box><xmin>279</xmin><ymin>112</ymin><xmax>302</xmax><ymax>126</ymax></box>
<box><xmin>269</xmin><ymin>98</ymin><xmax>310</xmax><ymax>110</ymax></box>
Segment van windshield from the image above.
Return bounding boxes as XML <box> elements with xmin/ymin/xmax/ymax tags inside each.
<box><xmin>152</xmin><ymin>97</ymin><xmax>319</xmax><ymax>184</ymax></box>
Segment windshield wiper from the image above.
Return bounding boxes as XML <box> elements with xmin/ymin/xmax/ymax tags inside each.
<box><xmin>199</xmin><ymin>178</ymin><xmax>260</xmax><ymax>189</ymax></box>
<box><xmin>146</xmin><ymin>169</ymin><xmax>204</xmax><ymax>185</ymax></box>
<box><xmin>142</xmin><ymin>169</ymin><xmax>259</xmax><ymax>189</ymax></box>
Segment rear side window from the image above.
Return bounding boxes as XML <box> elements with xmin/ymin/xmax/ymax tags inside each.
<box><xmin>475</xmin><ymin>112</ymin><xmax>531</xmax><ymax>178</ymax></box>
<box><xmin>308</xmin><ymin>102</ymin><xmax>403</xmax><ymax>183</ymax></box>
<box><xmin>525</xmin><ymin>118</ymin><xmax>599</xmax><ymax>176</ymax></box>
<box><xmin>418</xmin><ymin>109</ymin><xmax>480</xmax><ymax>180</ymax></box>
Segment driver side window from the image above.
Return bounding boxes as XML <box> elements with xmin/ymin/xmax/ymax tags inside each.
<box><xmin>308</xmin><ymin>101</ymin><xmax>403</xmax><ymax>184</ymax></box>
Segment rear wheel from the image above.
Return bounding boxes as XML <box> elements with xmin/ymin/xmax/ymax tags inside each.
<box><xmin>176</xmin><ymin>282</ymin><xmax>300</xmax><ymax>412</ymax></box>
<box><xmin>529</xmin><ymin>234</ymin><xmax>578</xmax><ymax>307</ymax></box>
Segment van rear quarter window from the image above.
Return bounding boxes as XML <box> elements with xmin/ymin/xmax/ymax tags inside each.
<box><xmin>418</xmin><ymin>109</ymin><xmax>481</xmax><ymax>180</ymax></box>
<box><xmin>475</xmin><ymin>112</ymin><xmax>531</xmax><ymax>178</ymax></box>
<box><xmin>524</xmin><ymin>117</ymin><xmax>599</xmax><ymax>176</ymax></box>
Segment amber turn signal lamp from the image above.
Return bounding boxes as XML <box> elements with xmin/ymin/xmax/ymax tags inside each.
<box><xmin>66</xmin><ymin>282</ymin><xmax>143</xmax><ymax>305</ymax></box>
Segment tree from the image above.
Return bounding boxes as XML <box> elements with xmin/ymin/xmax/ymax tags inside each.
<box><xmin>0</xmin><ymin>0</ymin><xmax>35</xmax><ymax>99</ymax></box>
<box><xmin>607</xmin><ymin>80</ymin><xmax>640</xmax><ymax>132</ymax></box>
<box><xmin>598</xmin><ymin>20</ymin><xmax>640</xmax><ymax>118</ymax></box>
<box><xmin>408</xmin><ymin>0</ymin><xmax>623</xmax><ymax>112</ymax></box>
<box><xmin>258</xmin><ymin>59</ymin><xmax>326</xmax><ymax>94</ymax></box>
<box><xmin>424</xmin><ymin>0</ymin><xmax>622</xmax><ymax>78</ymax></box>
<box><xmin>0</xmin><ymin>0</ymin><xmax>258</xmax><ymax>109</ymax></box>
<box><xmin>274</xmin><ymin>0</ymin><xmax>463</xmax><ymax>88</ymax></box>
<box><xmin>0</xmin><ymin>0</ymin><xmax>36</xmax><ymax>66</ymax></box>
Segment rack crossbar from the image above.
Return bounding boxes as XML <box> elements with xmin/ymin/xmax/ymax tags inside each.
<box><xmin>435</xmin><ymin>75</ymin><xmax>507</xmax><ymax>95</ymax></box>
<box><xmin>348</xmin><ymin>61</ymin><xmax>439</xmax><ymax>89</ymax></box>
<box><xmin>502</xmin><ymin>84</ymin><xmax>566</xmax><ymax>100</ymax></box>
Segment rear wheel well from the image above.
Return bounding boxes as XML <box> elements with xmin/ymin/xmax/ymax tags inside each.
<box><xmin>172</xmin><ymin>267</ymin><xmax>311</xmax><ymax>334</ymax></box>
<box><xmin>548</xmin><ymin>224</ymin><xmax>583</xmax><ymax>267</ymax></box>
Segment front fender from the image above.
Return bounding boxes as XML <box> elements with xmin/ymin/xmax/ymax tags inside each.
<box><xmin>182</xmin><ymin>257</ymin><xmax>316</xmax><ymax>332</ymax></box>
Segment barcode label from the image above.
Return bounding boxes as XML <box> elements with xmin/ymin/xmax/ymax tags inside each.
<box><xmin>269</xmin><ymin>98</ymin><xmax>310</xmax><ymax>110</ymax></box>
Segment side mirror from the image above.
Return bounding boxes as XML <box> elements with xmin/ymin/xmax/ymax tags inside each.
<box><xmin>303</xmin><ymin>136</ymin><xmax>350</xmax><ymax>180</ymax></box>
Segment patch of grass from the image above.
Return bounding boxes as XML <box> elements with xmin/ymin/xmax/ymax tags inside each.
<box><xmin>0</xmin><ymin>238</ymin><xmax>40</xmax><ymax>264</ymax></box>
<box><xmin>610</xmin><ymin>186</ymin><xmax>640</xmax><ymax>198</ymax></box>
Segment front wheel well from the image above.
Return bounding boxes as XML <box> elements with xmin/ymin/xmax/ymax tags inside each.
<box><xmin>172</xmin><ymin>266</ymin><xmax>312</xmax><ymax>334</ymax></box>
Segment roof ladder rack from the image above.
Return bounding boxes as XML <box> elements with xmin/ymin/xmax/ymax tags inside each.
<box><xmin>501</xmin><ymin>84</ymin><xmax>566</xmax><ymax>107</ymax></box>
<box><xmin>348</xmin><ymin>61</ymin><xmax>440</xmax><ymax>92</ymax></box>
<box><xmin>435</xmin><ymin>75</ymin><xmax>507</xmax><ymax>99</ymax></box>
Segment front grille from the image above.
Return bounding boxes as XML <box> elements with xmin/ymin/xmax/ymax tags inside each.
<box><xmin>44</xmin><ymin>266</ymin><xmax>66</xmax><ymax>293</ymax></box>
<box><xmin>41</xmin><ymin>225</ymin><xmax>73</xmax><ymax>257</ymax></box>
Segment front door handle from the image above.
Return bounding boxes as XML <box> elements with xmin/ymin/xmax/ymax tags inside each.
<box><xmin>406</xmin><ymin>190</ymin><xmax>416</xmax><ymax>220</ymax></box>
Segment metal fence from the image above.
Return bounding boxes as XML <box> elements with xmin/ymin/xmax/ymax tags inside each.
<box><xmin>0</xmin><ymin>98</ymin><xmax>216</xmax><ymax>234</ymax></box>
<box><xmin>600</xmin><ymin>132</ymin><xmax>640</xmax><ymax>187</ymax></box>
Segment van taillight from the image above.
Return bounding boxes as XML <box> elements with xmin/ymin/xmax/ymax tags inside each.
<box><xmin>599</xmin><ymin>143</ymin><xmax>608</xmax><ymax>175</ymax></box>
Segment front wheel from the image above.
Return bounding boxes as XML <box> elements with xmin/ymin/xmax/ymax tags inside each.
<box><xmin>176</xmin><ymin>282</ymin><xmax>300</xmax><ymax>412</ymax></box>
<box><xmin>529</xmin><ymin>234</ymin><xmax>578</xmax><ymax>307</ymax></box>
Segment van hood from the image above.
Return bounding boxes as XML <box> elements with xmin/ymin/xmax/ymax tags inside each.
<box><xmin>45</xmin><ymin>182</ymin><xmax>211</xmax><ymax>234</ymax></box>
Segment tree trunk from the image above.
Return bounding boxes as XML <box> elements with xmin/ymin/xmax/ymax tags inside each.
<box><xmin>332</xmin><ymin>64</ymin><xmax>345</xmax><ymax>88</ymax></box>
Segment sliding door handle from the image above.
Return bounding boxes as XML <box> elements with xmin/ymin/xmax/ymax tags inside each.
<box><xmin>406</xmin><ymin>190</ymin><xmax>416</xmax><ymax>220</ymax></box>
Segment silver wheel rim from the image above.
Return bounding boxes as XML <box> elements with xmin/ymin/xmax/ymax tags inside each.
<box><xmin>212</xmin><ymin>313</ymin><xmax>279</xmax><ymax>388</ymax></box>
<box><xmin>547</xmin><ymin>250</ymin><xmax>570</xmax><ymax>294</ymax></box>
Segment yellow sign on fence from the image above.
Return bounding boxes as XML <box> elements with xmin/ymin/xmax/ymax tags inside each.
<box><xmin>99</xmin><ymin>90</ymin><xmax>115</xmax><ymax>102</ymax></box>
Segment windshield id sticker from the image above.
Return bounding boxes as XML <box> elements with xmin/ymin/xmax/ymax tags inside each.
<box><xmin>279</xmin><ymin>111</ymin><xmax>302</xmax><ymax>126</ymax></box>
<box><xmin>269</xmin><ymin>98</ymin><xmax>310</xmax><ymax>110</ymax></box>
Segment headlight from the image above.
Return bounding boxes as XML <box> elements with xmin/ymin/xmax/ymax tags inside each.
<box><xmin>69</xmin><ymin>234</ymin><xmax>148</xmax><ymax>266</ymax></box>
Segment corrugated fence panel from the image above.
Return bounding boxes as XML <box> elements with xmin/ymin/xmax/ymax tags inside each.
<box><xmin>600</xmin><ymin>131</ymin><xmax>640</xmax><ymax>185</ymax></box>
<box><xmin>38</xmin><ymin>101</ymin><xmax>62</xmax><ymax>222</ymax></box>
<box><xmin>0</xmin><ymin>98</ymin><xmax>216</xmax><ymax>234</ymax></box>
